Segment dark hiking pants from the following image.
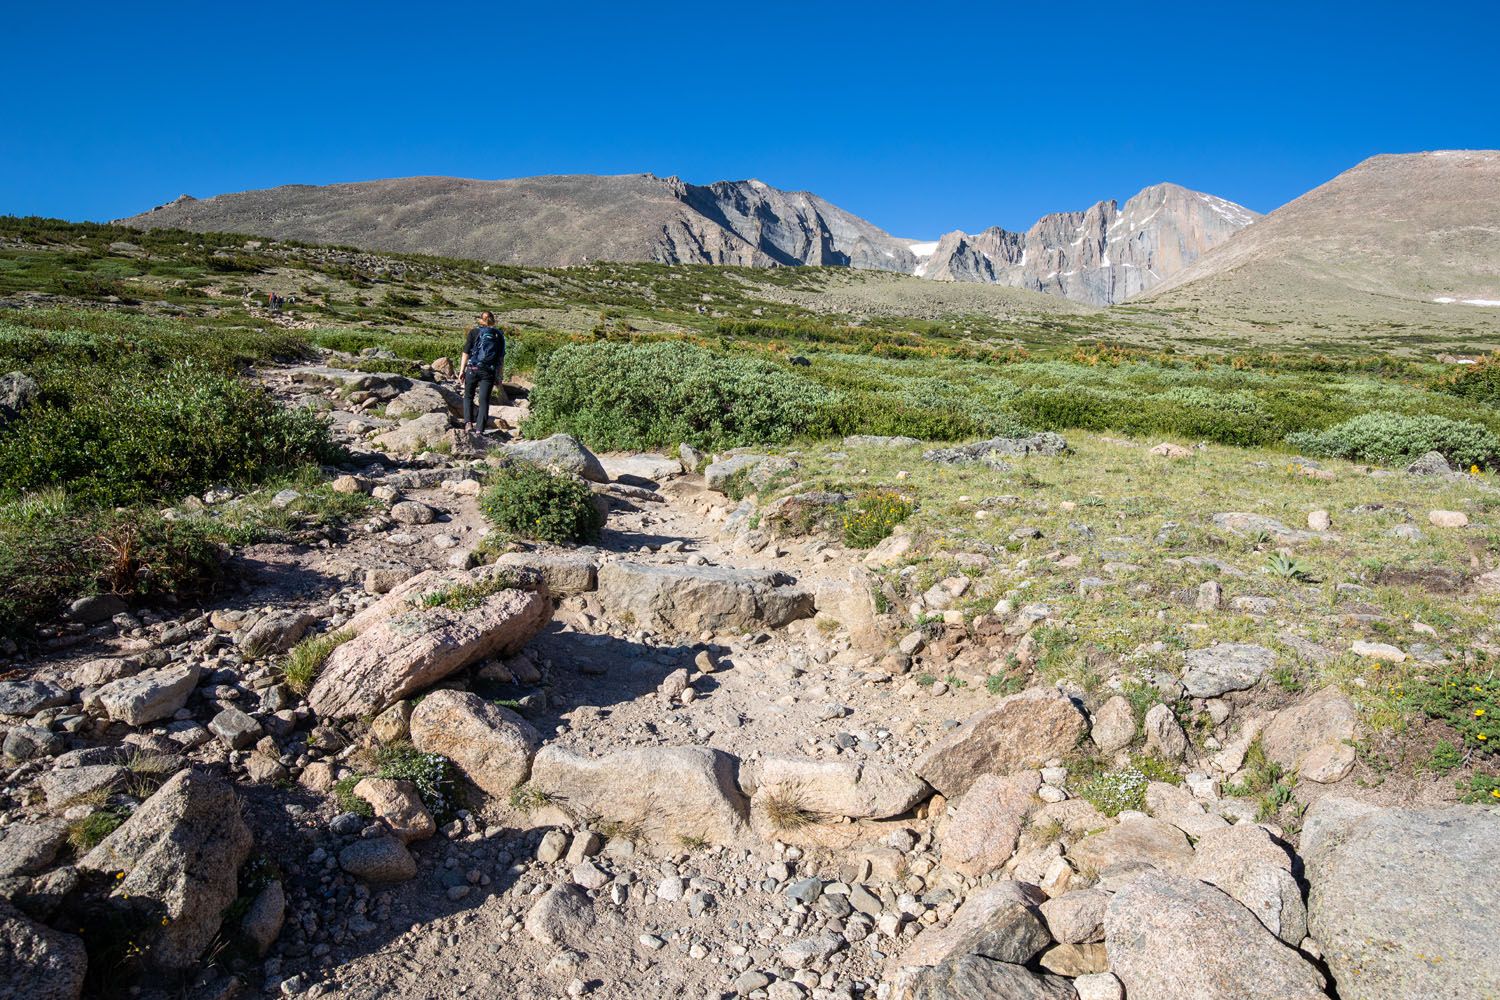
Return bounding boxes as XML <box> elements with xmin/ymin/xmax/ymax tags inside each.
<box><xmin>463</xmin><ymin>369</ymin><xmax>495</xmax><ymax>432</ymax></box>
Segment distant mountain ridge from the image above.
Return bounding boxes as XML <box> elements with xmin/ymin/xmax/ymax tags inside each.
<box><xmin>919</xmin><ymin>183</ymin><xmax>1259</xmax><ymax>305</ymax></box>
<box><xmin>123</xmin><ymin>173</ymin><xmax>921</xmax><ymax>275</ymax></box>
<box><xmin>120</xmin><ymin>172</ymin><xmax>1258</xmax><ymax>306</ymax></box>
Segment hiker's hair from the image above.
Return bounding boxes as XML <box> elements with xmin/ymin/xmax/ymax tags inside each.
<box><xmin>479</xmin><ymin>311</ymin><xmax>495</xmax><ymax>325</ymax></box>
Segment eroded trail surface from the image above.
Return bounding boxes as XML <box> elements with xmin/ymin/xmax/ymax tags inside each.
<box><xmin>8</xmin><ymin>359</ymin><xmax>1498</xmax><ymax>1000</ymax></box>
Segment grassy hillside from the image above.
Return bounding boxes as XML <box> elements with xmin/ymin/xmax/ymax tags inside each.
<box><xmin>3</xmin><ymin>214</ymin><xmax>1500</xmax><ymax>639</ymax></box>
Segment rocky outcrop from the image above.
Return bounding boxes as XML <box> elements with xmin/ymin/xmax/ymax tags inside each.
<box><xmin>1301</xmin><ymin>797</ymin><xmax>1500</xmax><ymax>1000</ymax></box>
<box><xmin>914</xmin><ymin>688</ymin><xmax>1089</xmax><ymax>798</ymax></box>
<box><xmin>746</xmin><ymin>756</ymin><xmax>929</xmax><ymax>821</ymax></box>
<box><xmin>529</xmin><ymin>745</ymin><xmax>748</xmax><ymax>849</ymax></box>
<box><xmin>922</xmin><ymin>183</ymin><xmax>1257</xmax><ymax>304</ymax></box>
<box><xmin>596</xmin><ymin>562</ymin><xmax>813</xmax><ymax>634</ymax></box>
<box><xmin>409</xmin><ymin>690</ymin><xmax>541</xmax><ymax>799</ymax></box>
<box><xmin>306</xmin><ymin>583</ymin><xmax>551</xmax><ymax>718</ymax></box>
<box><xmin>1105</xmin><ymin>871</ymin><xmax>1326</xmax><ymax>1000</ymax></box>
<box><xmin>78</xmin><ymin>769</ymin><xmax>252</xmax><ymax>970</ymax></box>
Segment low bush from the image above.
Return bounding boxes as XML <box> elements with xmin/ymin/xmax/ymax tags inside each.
<box><xmin>0</xmin><ymin>499</ymin><xmax>224</xmax><ymax>642</ymax></box>
<box><xmin>1285</xmin><ymin>411</ymin><xmax>1500</xmax><ymax>468</ymax></box>
<box><xmin>479</xmin><ymin>463</ymin><xmax>602</xmax><ymax>544</ymax></box>
<box><xmin>525</xmin><ymin>341</ymin><xmax>835</xmax><ymax>451</ymax></box>
<box><xmin>374</xmin><ymin>741</ymin><xmax>458</xmax><ymax>818</ymax></box>
<box><xmin>0</xmin><ymin>359</ymin><xmax>338</xmax><ymax>507</ymax></box>
<box><xmin>1433</xmin><ymin>356</ymin><xmax>1500</xmax><ymax>405</ymax></box>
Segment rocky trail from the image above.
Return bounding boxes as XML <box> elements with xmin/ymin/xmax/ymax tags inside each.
<box><xmin>1</xmin><ymin>356</ymin><xmax>1497</xmax><ymax>1000</ymax></box>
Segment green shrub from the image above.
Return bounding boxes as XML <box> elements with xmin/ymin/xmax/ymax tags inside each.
<box><xmin>525</xmin><ymin>341</ymin><xmax>835</xmax><ymax>451</ymax></box>
<box><xmin>333</xmin><ymin>776</ymin><xmax>373</xmax><ymax>817</ymax></box>
<box><xmin>0</xmin><ymin>359</ymin><xmax>338</xmax><ymax>507</ymax></box>
<box><xmin>479</xmin><ymin>463</ymin><xmax>602</xmax><ymax>544</ymax></box>
<box><xmin>1433</xmin><ymin>356</ymin><xmax>1500</xmax><ymax>405</ymax></box>
<box><xmin>841</xmin><ymin>490</ymin><xmax>915</xmax><ymax>548</ymax></box>
<box><xmin>0</xmin><ymin>500</ymin><xmax>224</xmax><ymax>642</ymax></box>
<box><xmin>1285</xmin><ymin>411</ymin><xmax>1500</xmax><ymax>468</ymax></box>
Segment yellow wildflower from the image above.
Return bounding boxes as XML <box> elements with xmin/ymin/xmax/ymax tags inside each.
<box><xmin>1478</xmin><ymin>709</ymin><xmax>1487</xmax><ymax>717</ymax></box>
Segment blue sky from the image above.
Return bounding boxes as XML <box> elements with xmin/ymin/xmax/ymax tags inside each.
<box><xmin>4</xmin><ymin>1</ymin><xmax>1496</xmax><ymax>236</ymax></box>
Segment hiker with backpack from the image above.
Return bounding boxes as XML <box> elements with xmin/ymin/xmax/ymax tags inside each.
<box><xmin>459</xmin><ymin>312</ymin><xmax>505</xmax><ymax>436</ymax></box>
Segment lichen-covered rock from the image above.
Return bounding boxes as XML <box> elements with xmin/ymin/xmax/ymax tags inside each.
<box><xmin>1301</xmin><ymin>797</ymin><xmax>1500</xmax><ymax>1000</ymax></box>
<box><xmin>78</xmin><ymin>769</ymin><xmax>252</xmax><ymax>970</ymax></box>
<box><xmin>503</xmin><ymin>433</ymin><xmax>607</xmax><ymax>482</ymax></box>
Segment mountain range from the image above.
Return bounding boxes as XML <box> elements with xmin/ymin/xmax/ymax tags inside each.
<box><xmin>121</xmin><ymin>151</ymin><xmax>1500</xmax><ymax>313</ymax></box>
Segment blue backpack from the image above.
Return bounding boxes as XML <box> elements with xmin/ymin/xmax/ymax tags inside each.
<box><xmin>468</xmin><ymin>326</ymin><xmax>504</xmax><ymax>374</ymax></box>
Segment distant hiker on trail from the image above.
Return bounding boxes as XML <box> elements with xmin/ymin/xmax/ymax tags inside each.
<box><xmin>459</xmin><ymin>312</ymin><xmax>505</xmax><ymax>436</ymax></box>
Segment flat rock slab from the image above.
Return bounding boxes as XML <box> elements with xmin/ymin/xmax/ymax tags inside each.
<box><xmin>1302</xmin><ymin>797</ymin><xmax>1500</xmax><ymax>1000</ymax></box>
<box><xmin>1181</xmin><ymin>643</ymin><xmax>1275</xmax><ymax>697</ymax></box>
<box><xmin>914</xmin><ymin>688</ymin><xmax>1088</xmax><ymax>799</ymax></box>
<box><xmin>597</xmin><ymin>562</ymin><xmax>814</xmax><ymax>634</ymax></box>
<box><xmin>1212</xmin><ymin>512</ymin><xmax>1329</xmax><ymax>543</ymax></box>
<box><xmin>747</xmin><ymin>756</ymin><xmax>930</xmax><ymax>822</ymax></box>
<box><xmin>941</xmin><ymin>771</ymin><xmax>1041</xmax><ymax>877</ymax></box>
<box><xmin>530</xmin><ymin>745</ymin><xmax>749</xmax><ymax>850</ymax></box>
<box><xmin>306</xmin><ymin>586</ymin><xmax>551</xmax><ymax>718</ymax></box>
<box><xmin>922</xmin><ymin>433</ymin><xmax>1068</xmax><ymax>465</ymax></box>
<box><xmin>0</xmin><ymin>680</ymin><xmax>71</xmax><ymax>718</ymax></box>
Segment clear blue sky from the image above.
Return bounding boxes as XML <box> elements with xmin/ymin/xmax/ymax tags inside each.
<box><xmin>5</xmin><ymin>1</ymin><xmax>1496</xmax><ymax>237</ymax></box>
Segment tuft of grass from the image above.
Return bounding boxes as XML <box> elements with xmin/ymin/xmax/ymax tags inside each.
<box><xmin>280</xmin><ymin>629</ymin><xmax>352</xmax><ymax>694</ymax></box>
<box><xmin>761</xmin><ymin>788</ymin><xmax>817</xmax><ymax>831</ymax></box>
<box><xmin>68</xmin><ymin>807</ymin><xmax>128</xmax><ymax>853</ymax></box>
<box><xmin>333</xmin><ymin>776</ymin><xmax>373</xmax><ymax>817</ymax></box>
<box><xmin>508</xmin><ymin>784</ymin><xmax>552</xmax><ymax>814</ymax></box>
<box><xmin>419</xmin><ymin>574</ymin><xmax>516</xmax><ymax>612</ymax></box>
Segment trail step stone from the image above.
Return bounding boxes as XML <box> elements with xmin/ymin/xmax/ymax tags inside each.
<box><xmin>597</xmin><ymin>562</ymin><xmax>814</xmax><ymax>634</ymax></box>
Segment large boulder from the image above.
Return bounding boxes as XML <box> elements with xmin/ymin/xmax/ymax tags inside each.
<box><xmin>1260</xmin><ymin>687</ymin><xmax>1358</xmax><ymax>781</ymax></box>
<box><xmin>0</xmin><ymin>899</ymin><xmax>85</xmax><ymax>1000</ymax></box>
<box><xmin>78</xmin><ymin>769</ymin><xmax>252</xmax><ymax>970</ymax></box>
<box><xmin>746</xmin><ymin>756</ymin><xmax>929</xmax><ymax>822</ymax></box>
<box><xmin>601</xmin><ymin>454</ymin><xmax>681</xmax><ymax>483</ymax></box>
<box><xmin>384</xmin><ymin>381</ymin><xmax>463</xmax><ymax>419</ymax></box>
<box><xmin>90</xmin><ymin>664</ymin><xmax>200</xmax><ymax>726</ymax></box>
<box><xmin>372</xmin><ymin>412</ymin><xmax>455</xmax><ymax>455</ymax></box>
<box><xmin>503</xmin><ymin>434</ymin><xmax>607</xmax><ymax>483</ymax></box>
<box><xmin>0</xmin><ymin>371</ymin><xmax>40</xmax><ymax>424</ymax></box>
<box><xmin>0</xmin><ymin>680</ymin><xmax>72</xmax><ymax>717</ymax></box>
<box><xmin>596</xmin><ymin>562</ymin><xmax>813</xmax><ymax>635</ymax></box>
<box><xmin>1106</xmin><ymin>871</ymin><xmax>1327</xmax><ymax>1000</ymax></box>
<box><xmin>914</xmin><ymin>688</ymin><xmax>1089</xmax><ymax>799</ymax></box>
<box><xmin>491</xmin><ymin>550</ymin><xmax>599</xmax><ymax>597</ymax></box>
<box><xmin>529</xmin><ymin>745</ymin><xmax>748</xmax><ymax>849</ymax></box>
<box><xmin>941</xmin><ymin>771</ymin><xmax>1040</xmax><ymax>877</ymax></box>
<box><xmin>0</xmin><ymin>819</ymin><xmax>70</xmax><ymax>877</ymax></box>
<box><xmin>1187</xmin><ymin>824</ymin><xmax>1306</xmax><ymax>945</ymax></box>
<box><xmin>1301</xmin><ymin>797</ymin><xmax>1500</xmax><ymax>1000</ymax></box>
<box><xmin>306</xmin><ymin>585</ymin><xmax>551</xmax><ymax>718</ymax></box>
<box><xmin>239</xmin><ymin>609</ymin><xmax>316</xmax><ymax>657</ymax></box>
<box><xmin>762</xmin><ymin>491</ymin><xmax>850</xmax><ymax>539</ymax></box>
<box><xmin>409</xmin><ymin>689</ymin><xmax>541</xmax><ymax>799</ymax></box>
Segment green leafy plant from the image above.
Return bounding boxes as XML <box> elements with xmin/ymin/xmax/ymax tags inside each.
<box><xmin>1285</xmin><ymin>411</ymin><xmax>1500</xmax><ymax>469</ymax></box>
<box><xmin>479</xmin><ymin>463</ymin><xmax>602</xmax><ymax>544</ymax></box>
<box><xmin>1267</xmin><ymin>553</ymin><xmax>1316</xmax><ymax>581</ymax></box>
<box><xmin>375</xmin><ymin>740</ymin><xmax>458</xmax><ymax>818</ymax></box>
<box><xmin>1401</xmin><ymin>673</ymin><xmax>1499</xmax><ymax>755</ymax></box>
<box><xmin>841</xmin><ymin>489</ymin><xmax>915</xmax><ymax>548</ymax></box>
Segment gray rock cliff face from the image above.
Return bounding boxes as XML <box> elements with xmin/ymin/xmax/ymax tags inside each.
<box><xmin>921</xmin><ymin>183</ymin><xmax>1258</xmax><ymax>304</ymax></box>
